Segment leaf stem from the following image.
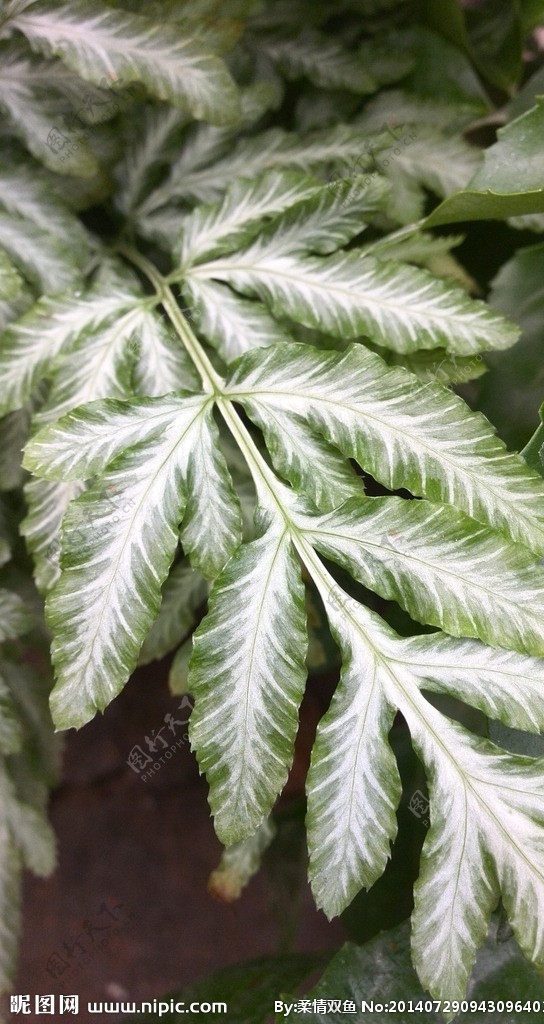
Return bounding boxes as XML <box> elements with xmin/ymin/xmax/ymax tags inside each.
<box><xmin>82</xmin><ymin>249</ymin><xmax>498</xmax><ymax>839</ymax></box>
<box><xmin>114</xmin><ymin>246</ymin><xmax>386</xmax><ymax>617</ymax></box>
<box><xmin>116</xmin><ymin>242</ymin><xmax>223</xmax><ymax>395</ymax></box>
<box><xmin>360</xmin><ymin>217</ymin><xmax>426</xmax><ymax>255</ymax></box>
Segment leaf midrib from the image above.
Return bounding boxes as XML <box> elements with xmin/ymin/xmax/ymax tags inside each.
<box><xmin>68</xmin><ymin>399</ymin><xmax>210</xmax><ymax>679</ymax></box>
<box><xmin>232</xmin><ymin>526</ymin><xmax>289</xmax><ymax>816</ymax></box>
<box><xmin>230</xmin><ymin>387</ymin><xmax>544</xmax><ymax>546</ymax></box>
<box><xmin>309</xmin><ymin>523</ymin><xmax>543</xmax><ymax>611</ymax></box>
<box><xmin>15</xmin><ymin>10</ymin><xmax>200</xmax><ymax>67</ymax></box>
<box><xmin>189</xmin><ymin>253</ymin><xmax>500</xmax><ymax>336</ymax></box>
<box><xmin>297</xmin><ymin>535</ymin><xmax>544</xmax><ymax>897</ymax></box>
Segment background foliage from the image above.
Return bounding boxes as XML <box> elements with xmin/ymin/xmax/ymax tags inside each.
<box><xmin>1</xmin><ymin>0</ymin><xmax>544</xmax><ymax>1017</ymax></box>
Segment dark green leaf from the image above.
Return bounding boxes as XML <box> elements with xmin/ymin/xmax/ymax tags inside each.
<box><xmin>283</xmin><ymin>919</ymin><xmax>544</xmax><ymax>1023</ymax></box>
<box><xmin>477</xmin><ymin>243</ymin><xmax>544</xmax><ymax>450</ymax></box>
<box><xmin>425</xmin><ymin>102</ymin><xmax>544</xmax><ymax>226</ymax></box>
<box><xmin>123</xmin><ymin>953</ymin><xmax>328</xmax><ymax>1023</ymax></box>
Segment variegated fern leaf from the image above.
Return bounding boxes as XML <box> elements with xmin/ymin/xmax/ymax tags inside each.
<box><xmin>3</xmin><ymin>0</ymin><xmax>544</xmax><ymax>1008</ymax></box>
<box><xmin>0</xmin><ymin>509</ymin><xmax>57</xmax><ymax>990</ymax></box>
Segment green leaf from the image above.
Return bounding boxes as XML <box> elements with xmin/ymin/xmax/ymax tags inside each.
<box><xmin>123</xmin><ymin>953</ymin><xmax>326</xmax><ymax>1024</ymax></box>
<box><xmin>370</xmin><ymin>345</ymin><xmax>485</xmax><ymax>386</ymax></box>
<box><xmin>27</xmin><ymin>396</ymin><xmax>242</xmax><ymax>576</ymax></box>
<box><xmin>378</xmin><ymin>158</ymin><xmax>426</xmax><ymax>225</ymax></box>
<box><xmin>227</xmin><ymin>343</ymin><xmax>544</xmax><ymax>553</ymax></box>
<box><xmin>0</xmin><ymin>653</ymin><xmax>55</xmax><ymax>995</ymax></box>
<box><xmin>208</xmin><ymin>817</ymin><xmax>276</xmax><ymax>902</ymax></box>
<box><xmin>407</xmin><ymin>711</ymin><xmax>544</xmax><ymax>1003</ymax></box>
<box><xmin>423</xmin><ymin>0</ymin><xmax>524</xmax><ymax>91</ymax></box>
<box><xmin>138</xmin><ymin>559</ymin><xmax>208</xmax><ymax>666</ymax></box>
<box><xmin>376</xmin><ymin>127</ymin><xmax>482</xmax><ymax>200</ymax></box>
<box><xmin>522</xmin><ymin>406</ymin><xmax>544</xmax><ymax>478</ymax></box>
<box><xmin>11</xmin><ymin>23</ymin><xmax>544</xmax><ymax>1001</ymax></box>
<box><xmin>296</xmin><ymin>496</ymin><xmax>544</xmax><ymax>656</ymax></box>
<box><xmin>477</xmin><ymin>243</ymin><xmax>544</xmax><ymax>451</ymax></box>
<box><xmin>181</xmin><ymin>174</ymin><xmax>391</xmax><ymax>283</ymax></box>
<box><xmin>0</xmin><ymin>285</ymin><xmax>130</xmax><ymax>416</ymax></box>
<box><xmin>2</xmin><ymin>1</ymin><xmax>41</xmax><ymax>19</ymax></box>
<box><xmin>1</xmin><ymin>763</ymin><xmax>55</xmax><ymax>876</ymax></box>
<box><xmin>179</xmin><ymin>404</ymin><xmax>243</xmax><ymax>578</ymax></box>
<box><xmin>21</xmin><ymin>478</ymin><xmax>82</xmax><ymax>594</ymax></box>
<box><xmin>0</xmin><ymin>656</ymin><xmax>59</xmax><ymax>784</ymax></box>
<box><xmin>34</xmin><ymin>304</ymin><xmax>199</xmax><ymax>429</ymax></box>
<box><xmin>24</xmin><ymin>393</ymin><xmax>204</xmax><ymax>480</ymax></box>
<box><xmin>356</xmin><ymin>88</ymin><xmax>483</xmax><ymax>135</ymax></box>
<box><xmin>135</xmin><ymin>80</ymin><xmax>278</xmax><ymax>217</ymax></box>
<box><xmin>0</xmin><ymin>589</ymin><xmax>32</xmax><ymax>642</ymax></box>
<box><xmin>291</xmin><ymin>918</ymin><xmax>544</xmax><ymax>1024</ymax></box>
<box><xmin>383</xmin><ymin>633</ymin><xmax>544</xmax><ymax>739</ymax></box>
<box><xmin>34</xmin><ymin>311</ymin><xmax>140</xmax><ymax>426</ymax></box>
<box><xmin>262</xmin><ymin>30</ymin><xmax>377</xmax><ymax>94</ymax></box>
<box><xmin>177</xmin><ymin>175</ymin><xmax>392</xmax><ymax>362</ymax></box>
<box><xmin>12</xmin><ymin>1</ymin><xmax>241</xmax><ymax>125</ymax></box>
<box><xmin>0</xmin><ymin>51</ymin><xmax>100</xmax><ymax>177</ymax></box>
<box><xmin>306</xmin><ymin>603</ymin><xmax>400</xmax><ymax>917</ymax></box>
<box><xmin>0</xmin><ymin>538</ymin><xmax>9</xmax><ymax>570</ymax></box>
<box><xmin>248</xmin><ymin>0</ymin><xmax>329</xmax><ymax>29</ymax></box>
<box><xmin>305</xmin><ymin>590</ymin><xmax>544</xmax><ymax>1002</ymax></box>
<box><xmin>119</xmin><ymin>305</ymin><xmax>202</xmax><ymax>397</ymax></box>
<box><xmin>24</xmin><ymin>392</ymin><xmax>245</xmax><ymax>728</ymax></box>
<box><xmin>219</xmin><ymin>427</ymin><xmax>258</xmax><ymax>540</ymax></box>
<box><xmin>189</xmin><ymin>508</ymin><xmax>308</xmax><ymax>843</ymax></box>
<box><xmin>142</xmin><ymin>123</ymin><xmax>380</xmax><ymax>211</ymax></box>
<box><xmin>113</xmin><ymin>103</ymin><xmax>191</xmax><ymax>217</ymax></box>
<box><xmin>0</xmin><ymin>250</ymin><xmax>22</xmax><ymax>301</ymax></box>
<box><xmin>0</xmin><ymin>160</ymin><xmax>90</xmax><ymax>247</ymax></box>
<box><xmin>177</xmin><ymin>169</ymin><xmax>321</xmax><ymax>267</ymax></box>
<box><xmin>187</xmin><ymin>174</ymin><xmax>516</xmax><ymax>353</ymax></box>
<box><xmin>462</xmin><ymin>0</ymin><xmax>524</xmax><ymax>90</ymax></box>
<box><xmin>0</xmin><ymin>410</ymin><xmax>28</xmax><ymax>491</ymax></box>
<box><xmin>0</xmin><ymin>210</ymin><xmax>83</xmax><ymax>294</ymax></box>
<box><xmin>182</xmin><ymin>277</ymin><xmax>292</xmax><ymax>361</ymax></box>
<box><xmin>0</xmin><ymin>829</ymin><xmax>21</xmax><ymax>992</ymax></box>
<box><xmin>0</xmin><ymin>670</ymin><xmax>23</xmax><ymax>756</ymax></box>
<box><xmin>0</xmin><ymin>263</ymin><xmax>198</xmax><ymax>418</ymax></box>
<box><xmin>508</xmin><ymin>63</ymin><xmax>544</xmax><ymax>120</ymax></box>
<box><xmin>135</xmin><ymin>207</ymin><xmax>192</xmax><ymax>251</ymax></box>
<box><xmin>400</xmin><ymin>26</ymin><xmax>490</xmax><ymax>109</ymax></box>
<box><xmin>357</xmin><ymin>35</ymin><xmax>415</xmax><ymax>86</ymax></box>
<box><xmin>0</xmin><ymin>292</ymin><xmax>34</xmax><ymax>336</ymax></box>
<box><xmin>426</xmin><ymin>101</ymin><xmax>544</xmax><ymax>227</ymax></box>
<box><xmin>168</xmin><ymin>637</ymin><xmax>192</xmax><ymax>696</ymax></box>
<box><xmin>245</xmin><ymin>414</ymin><xmax>363</xmax><ymax>514</ymax></box>
<box><xmin>520</xmin><ymin>0</ymin><xmax>544</xmax><ymax>32</ymax></box>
